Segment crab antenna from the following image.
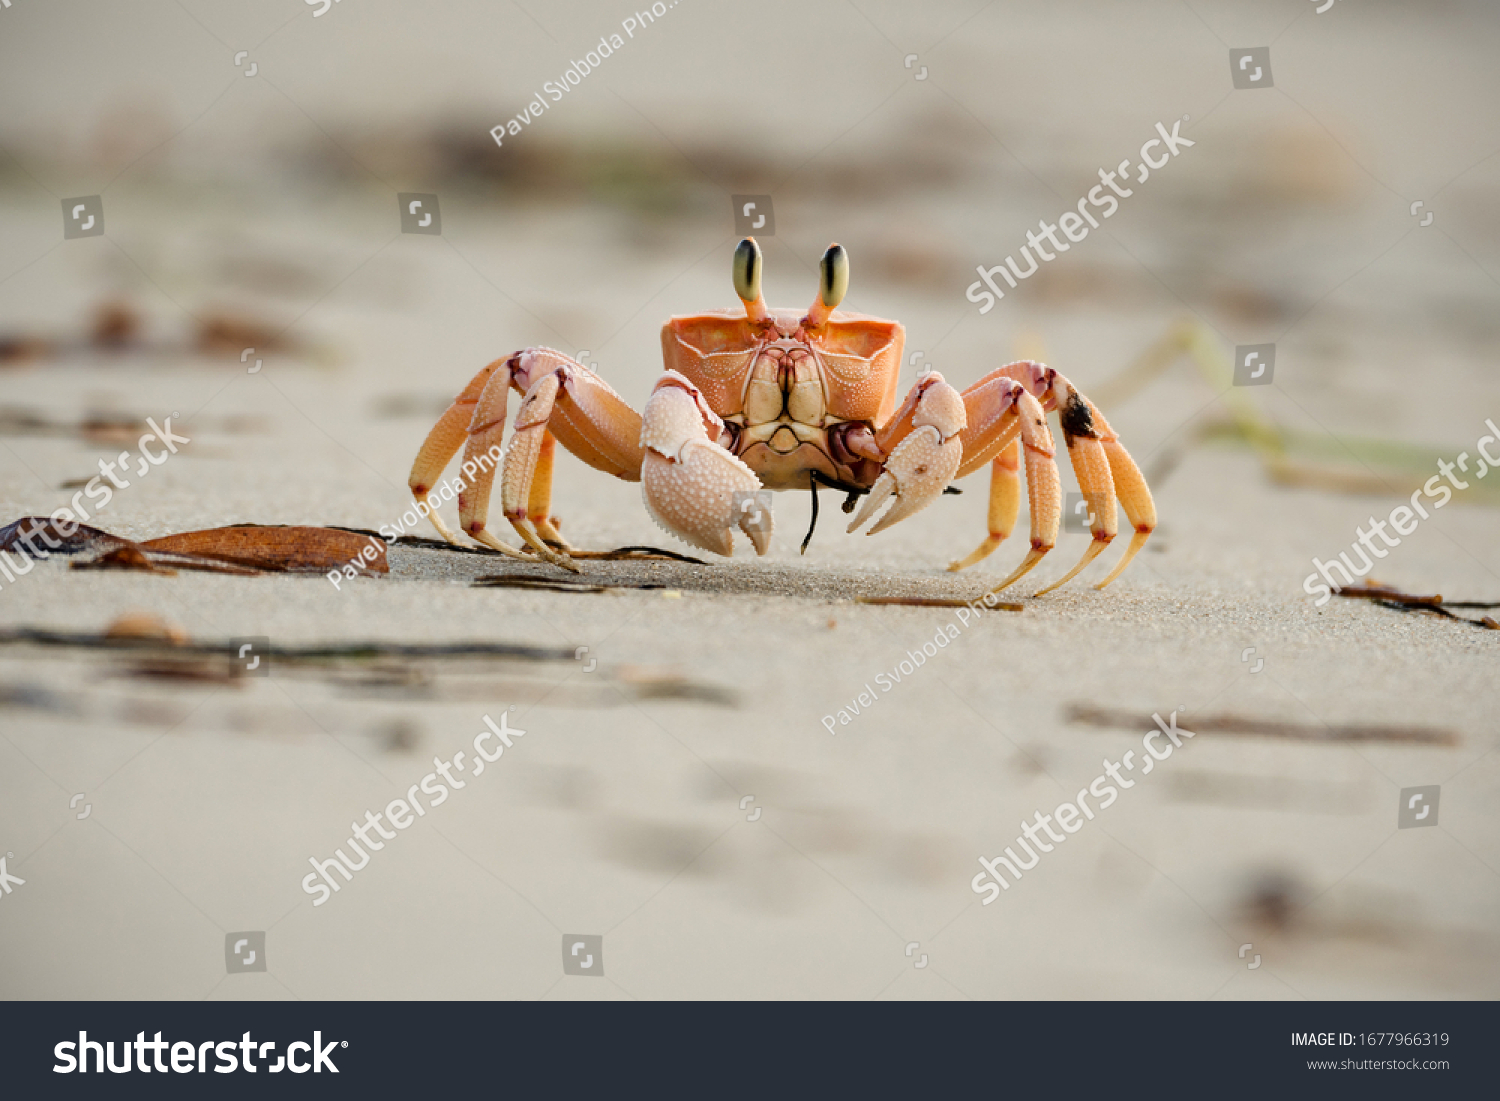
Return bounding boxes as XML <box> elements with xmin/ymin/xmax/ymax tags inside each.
<box><xmin>805</xmin><ymin>243</ymin><xmax>848</xmax><ymax>329</ymax></box>
<box><xmin>733</xmin><ymin>238</ymin><xmax>771</xmax><ymax>324</ymax></box>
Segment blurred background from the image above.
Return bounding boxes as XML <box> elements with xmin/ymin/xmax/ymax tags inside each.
<box><xmin>0</xmin><ymin>0</ymin><xmax>1497</xmax><ymax>1001</ymax></box>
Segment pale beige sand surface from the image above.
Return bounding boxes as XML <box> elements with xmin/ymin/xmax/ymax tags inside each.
<box><xmin>0</xmin><ymin>0</ymin><xmax>1497</xmax><ymax>1000</ymax></box>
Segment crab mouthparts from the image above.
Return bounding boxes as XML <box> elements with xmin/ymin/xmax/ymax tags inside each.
<box><xmin>767</xmin><ymin>426</ymin><xmax>799</xmax><ymax>455</ymax></box>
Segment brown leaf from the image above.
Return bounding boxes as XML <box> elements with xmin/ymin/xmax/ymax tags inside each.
<box><xmin>141</xmin><ymin>526</ymin><xmax>388</xmax><ymax>574</ymax></box>
<box><xmin>0</xmin><ymin>516</ymin><xmax>387</xmax><ymax>577</ymax></box>
<box><xmin>0</xmin><ymin>516</ymin><xmax>124</xmax><ymax>555</ymax></box>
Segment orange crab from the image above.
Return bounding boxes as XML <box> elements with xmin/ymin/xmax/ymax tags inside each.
<box><xmin>408</xmin><ymin>239</ymin><xmax>1156</xmax><ymax>595</ymax></box>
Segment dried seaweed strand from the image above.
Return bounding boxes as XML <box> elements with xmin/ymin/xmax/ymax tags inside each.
<box><xmin>857</xmin><ymin>596</ymin><xmax>1024</xmax><ymax>612</ymax></box>
<box><xmin>355</xmin><ymin>529</ymin><xmax>707</xmax><ymax>565</ymax></box>
<box><xmin>0</xmin><ymin>628</ymin><xmax>576</xmax><ymax>664</ymax></box>
<box><xmin>472</xmin><ymin>573</ymin><xmax>665</xmax><ymax>593</ymax></box>
<box><xmin>1337</xmin><ymin>582</ymin><xmax>1500</xmax><ymax>629</ymax></box>
<box><xmin>562</xmin><ymin>546</ymin><xmax>707</xmax><ymax>564</ymax></box>
<box><xmin>1065</xmin><ymin>703</ymin><xmax>1459</xmax><ymax>746</ymax></box>
<box><xmin>1370</xmin><ymin>599</ymin><xmax>1500</xmax><ymax>630</ymax></box>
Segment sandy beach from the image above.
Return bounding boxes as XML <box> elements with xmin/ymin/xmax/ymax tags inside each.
<box><xmin>0</xmin><ymin>0</ymin><xmax>1497</xmax><ymax>1001</ymax></box>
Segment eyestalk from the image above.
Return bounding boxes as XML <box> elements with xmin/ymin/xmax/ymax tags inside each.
<box><xmin>805</xmin><ymin>243</ymin><xmax>848</xmax><ymax>328</ymax></box>
<box><xmin>733</xmin><ymin>237</ymin><xmax>770</xmax><ymax>324</ymax></box>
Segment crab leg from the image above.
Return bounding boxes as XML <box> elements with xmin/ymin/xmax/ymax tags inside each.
<box><xmin>948</xmin><ymin>375</ymin><xmax>1061</xmax><ymax>593</ymax></box>
<box><xmin>528</xmin><ymin>431</ymin><xmax>571</xmax><ymax>550</ymax></box>
<box><xmin>947</xmin><ymin>438</ymin><xmax>1021</xmax><ymax>571</ymax></box>
<box><xmin>1032</xmin><ymin>428</ymin><xmax>1116</xmax><ymax>596</ymax></box>
<box><xmin>458</xmin><ymin>359</ymin><xmax>533</xmax><ymax>559</ymax></box>
<box><xmin>1029</xmin><ymin>388</ymin><xmax>1121</xmax><ymax>595</ymax></box>
<box><xmin>1089</xmin><ymin>402</ymin><xmax>1157</xmax><ymax>589</ymax></box>
<box><xmin>971</xmin><ymin>361</ymin><xmax>1154</xmax><ymax>591</ymax></box>
<box><xmin>500</xmin><ymin>350</ymin><xmax>645</xmax><ymax>570</ymax></box>
<box><xmin>408</xmin><ymin>356</ymin><xmax>517</xmax><ymax>548</ymax></box>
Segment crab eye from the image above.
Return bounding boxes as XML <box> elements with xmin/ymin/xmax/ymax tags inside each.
<box><xmin>819</xmin><ymin>243</ymin><xmax>849</xmax><ymax>310</ymax></box>
<box><xmin>733</xmin><ymin>237</ymin><xmax>762</xmax><ymax>303</ymax></box>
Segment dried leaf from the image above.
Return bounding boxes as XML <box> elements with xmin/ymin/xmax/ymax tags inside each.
<box><xmin>141</xmin><ymin>526</ymin><xmax>388</xmax><ymax>573</ymax></box>
<box><xmin>0</xmin><ymin>516</ymin><xmax>389</xmax><ymax>577</ymax></box>
<box><xmin>0</xmin><ymin>516</ymin><xmax>123</xmax><ymax>555</ymax></box>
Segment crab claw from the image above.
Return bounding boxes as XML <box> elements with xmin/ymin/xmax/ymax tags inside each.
<box><xmin>848</xmin><ymin>374</ymin><xmax>965</xmax><ymax>536</ymax></box>
<box><xmin>641</xmin><ymin>371</ymin><xmax>770</xmax><ymax>556</ymax></box>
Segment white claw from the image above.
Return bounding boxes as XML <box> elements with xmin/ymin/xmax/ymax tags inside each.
<box><xmin>847</xmin><ymin>426</ymin><xmax>962</xmax><ymax>535</ymax></box>
<box><xmin>641</xmin><ymin>375</ymin><xmax>768</xmax><ymax>556</ymax></box>
<box><xmin>848</xmin><ymin>377</ymin><xmax>965</xmax><ymax>536</ymax></box>
<box><xmin>847</xmin><ymin>469</ymin><xmax>898</xmax><ymax>534</ymax></box>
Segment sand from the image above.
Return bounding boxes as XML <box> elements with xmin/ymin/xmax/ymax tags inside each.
<box><xmin>1</xmin><ymin>0</ymin><xmax>1497</xmax><ymax>1001</ymax></box>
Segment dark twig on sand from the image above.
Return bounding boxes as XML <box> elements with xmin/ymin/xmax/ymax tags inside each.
<box><xmin>857</xmin><ymin>596</ymin><xmax>1023</xmax><ymax>612</ymax></box>
<box><xmin>471</xmin><ymin>574</ymin><xmax>665</xmax><ymax>593</ymax></box>
<box><xmin>1065</xmin><ymin>703</ymin><xmax>1460</xmax><ymax>746</ymax></box>
<box><xmin>0</xmin><ymin>628</ymin><xmax>576</xmax><ymax>664</ymax></box>
<box><xmin>560</xmin><ymin>546</ymin><xmax>706</xmax><ymax>564</ymax></box>
<box><xmin>1338</xmin><ymin>582</ymin><xmax>1500</xmax><ymax>630</ymax></box>
<box><xmin>329</xmin><ymin>527</ymin><xmax>709</xmax><ymax>565</ymax></box>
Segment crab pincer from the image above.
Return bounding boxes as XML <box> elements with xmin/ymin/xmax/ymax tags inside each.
<box><xmin>640</xmin><ymin>371</ymin><xmax>772</xmax><ymax>556</ymax></box>
<box><xmin>847</xmin><ymin>372</ymin><xmax>965</xmax><ymax>536</ymax></box>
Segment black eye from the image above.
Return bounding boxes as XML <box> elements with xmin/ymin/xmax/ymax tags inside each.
<box><xmin>734</xmin><ymin>238</ymin><xmax>762</xmax><ymax>302</ymax></box>
<box><xmin>819</xmin><ymin>244</ymin><xmax>848</xmax><ymax>309</ymax></box>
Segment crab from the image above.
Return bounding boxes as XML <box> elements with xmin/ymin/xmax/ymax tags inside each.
<box><xmin>407</xmin><ymin>238</ymin><xmax>1156</xmax><ymax>596</ymax></box>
